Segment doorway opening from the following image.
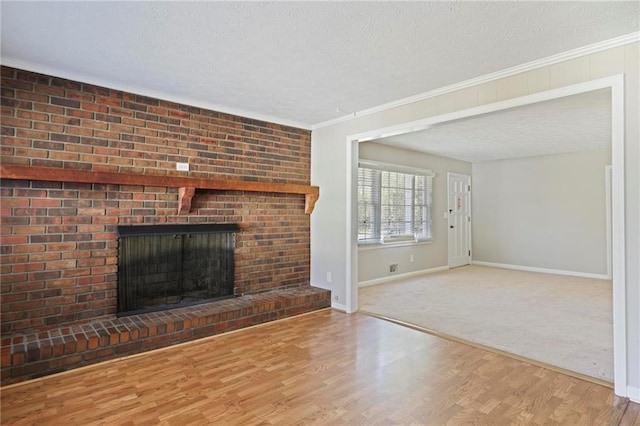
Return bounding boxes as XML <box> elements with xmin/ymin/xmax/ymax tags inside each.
<box><xmin>347</xmin><ymin>75</ymin><xmax>626</xmax><ymax>396</ymax></box>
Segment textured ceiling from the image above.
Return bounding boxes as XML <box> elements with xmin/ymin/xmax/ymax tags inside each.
<box><xmin>376</xmin><ymin>89</ymin><xmax>612</xmax><ymax>163</ymax></box>
<box><xmin>1</xmin><ymin>2</ymin><xmax>638</xmax><ymax>128</ymax></box>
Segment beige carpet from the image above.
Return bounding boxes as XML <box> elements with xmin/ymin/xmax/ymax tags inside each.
<box><xmin>359</xmin><ymin>265</ymin><xmax>613</xmax><ymax>382</ymax></box>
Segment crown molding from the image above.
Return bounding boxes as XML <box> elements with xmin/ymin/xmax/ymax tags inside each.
<box><xmin>0</xmin><ymin>57</ymin><xmax>312</xmax><ymax>131</ymax></box>
<box><xmin>3</xmin><ymin>31</ymin><xmax>638</xmax><ymax>132</ymax></box>
<box><xmin>313</xmin><ymin>31</ymin><xmax>640</xmax><ymax>130</ymax></box>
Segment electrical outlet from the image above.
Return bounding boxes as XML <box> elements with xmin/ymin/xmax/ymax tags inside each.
<box><xmin>333</xmin><ymin>294</ymin><xmax>339</xmax><ymax>301</ymax></box>
<box><xmin>389</xmin><ymin>263</ymin><xmax>398</xmax><ymax>273</ymax></box>
<box><xmin>176</xmin><ymin>162</ymin><xmax>189</xmax><ymax>171</ymax></box>
<box><xmin>326</xmin><ymin>272</ymin><xmax>332</xmax><ymax>282</ymax></box>
<box><xmin>410</xmin><ymin>254</ymin><xmax>414</xmax><ymax>263</ymax></box>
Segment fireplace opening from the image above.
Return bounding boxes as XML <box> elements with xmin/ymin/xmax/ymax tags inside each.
<box><xmin>117</xmin><ymin>224</ymin><xmax>239</xmax><ymax>316</ymax></box>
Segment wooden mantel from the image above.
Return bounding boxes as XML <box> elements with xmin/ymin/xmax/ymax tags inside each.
<box><xmin>0</xmin><ymin>165</ymin><xmax>320</xmax><ymax>214</ymax></box>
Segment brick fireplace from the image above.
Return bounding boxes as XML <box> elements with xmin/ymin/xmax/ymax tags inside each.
<box><xmin>0</xmin><ymin>66</ymin><xmax>330</xmax><ymax>384</ymax></box>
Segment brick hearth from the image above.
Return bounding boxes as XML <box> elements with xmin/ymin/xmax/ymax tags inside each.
<box><xmin>1</xmin><ymin>286</ymin><xmax>330</xmax><ymax>384</ymax></box>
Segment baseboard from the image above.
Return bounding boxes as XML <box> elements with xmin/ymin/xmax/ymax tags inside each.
<box><xmin>471</xmin><ymin>261</ymin><xmax>610</xmax><ymax>280</ymax></box>
<box><xmin>331</xmin><ymin>301</ymin><xmax>348</xmax><ymax>312</ymax></box>
<box><xmin>358</xmin><ymin>266</ymin><xmax>449</xmax><ymax>288</ymax></box>
<box><xmin>628</xmin><ymin>385</ymin><xmax>640</xmax><ymax>403</ymax></box>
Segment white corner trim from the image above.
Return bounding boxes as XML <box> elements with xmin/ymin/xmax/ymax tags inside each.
<box><xmin>472</xmin><ymin>261</ymin><xmax>610</xmax><ymax>280</ymax></box>
<box><xmin>0</xmin><ymin>57</ymin><xmax>312</xmax><ymax>131</ymax></box>
<box><xmin>609</xmin><ymin>73</ymin><xmax>627</xmax><ymax>398</ymax></box>
<box><xmin>605</xmin><ymin>165</ymin><xmax>613</xmax><ymax>280</ymax></box>
<box><xmin>628</xmin><ymin>386</ymin><xmax>640</xmax><ymax>404</ymax></box>
<box><xmin>313</xmin><ymin>31</ymin><xmax>640</xmax><ymax>130</ymax></box>
<box><xmin>358</xmin><ymin>265</ymin><xmax>449</xmax><ymax>288</ymax></box>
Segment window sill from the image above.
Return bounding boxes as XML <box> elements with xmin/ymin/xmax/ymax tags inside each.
<box><xmin>358</xmin><ymin>239</ymin><xmax>433</xmax><ymax>251</ymax></box>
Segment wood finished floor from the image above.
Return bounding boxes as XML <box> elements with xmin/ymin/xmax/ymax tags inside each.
<box><xmin>1</xmin><ymin>309</ymin><xmax>638</xmax><ymax>425</ymax></box>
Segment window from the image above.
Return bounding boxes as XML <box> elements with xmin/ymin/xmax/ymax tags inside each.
<box><xmin>358</xmin><ymin>161</ymin><xmax>434</xmax><ymax>244</ymax></box>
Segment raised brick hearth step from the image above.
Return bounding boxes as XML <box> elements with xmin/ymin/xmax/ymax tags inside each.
<box><xmin>1</xmin><ymin>286</ymin><xmax>331</xmax><ymax>385</ymax></box>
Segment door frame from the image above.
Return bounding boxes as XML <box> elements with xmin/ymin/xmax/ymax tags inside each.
<box><xmin>447</xmin><ymin>172</ymin><xmax>472</xmax><ymax>268</ymax></box>
<box><xmin>346</xmin><ymin>74</ymin><xmax>626</xmax><ymax>396</ymax></box>
<box><xmin>605</xmin><ymin>165</ymin><xmax>612</xmax><ymax>280</ymax></box>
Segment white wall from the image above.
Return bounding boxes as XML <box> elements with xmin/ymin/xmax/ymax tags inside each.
<box><xmin>472</xmin><ymin>149</ymin><xmax>611</xmax><ymax>275</ymax></box>
<box><xmin>310</xmin><ymin>42</ymin><xmax>639</xmax><ymax>393</ymax></box>
<box><xmin>358</xmin><ymin>142</ymin><xmax>471</xmax><ymax>283</ymax></box>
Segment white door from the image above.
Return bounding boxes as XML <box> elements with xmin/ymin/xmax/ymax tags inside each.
<box><xmin>448</xmin><ymin>173</ymin><xmax>471</xmax><ymax>268</ymax></box>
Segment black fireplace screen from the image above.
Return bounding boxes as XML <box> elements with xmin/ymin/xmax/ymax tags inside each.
<box><xmin>117</xmin><ymin>224</ymin><xmax>238</xmax><ymax>315</ymax></box>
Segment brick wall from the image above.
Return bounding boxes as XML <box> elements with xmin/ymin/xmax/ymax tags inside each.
<box><xmin>0</xmin><ymin>66</ymin><xmax>313</xmax><ymax>336</ymax></box>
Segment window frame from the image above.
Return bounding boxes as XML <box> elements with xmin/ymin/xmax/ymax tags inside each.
<box><xmin>357</xmin><ymin>160</ymin><xmax>434</xmax><ymax>246</ymax></box>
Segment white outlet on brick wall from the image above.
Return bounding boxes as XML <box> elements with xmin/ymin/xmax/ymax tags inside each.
<box><xmin>176</xmin><ymin>162</ymin><xmax>189</xmax><ymax>171</ymax></box>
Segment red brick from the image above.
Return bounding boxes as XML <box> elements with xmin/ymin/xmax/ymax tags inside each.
<box><xmin>61</xmin><ymin>251</ymin><xmax>90</xmax><ymax>260</ymax></box>
<box><xmin>1</xmin><ymin>254</ymin><xmax>29</xmax><ymax>264</ymax></box>
<box><xmin>10</xmin><ymin>300</ymin><xmax>44</xmax><ymax>311</ymax></box>
<box><xmin>65</xmin><ymin>126</ymin><xmax>94</xmax><ymax>137</ymax></box>
<box><xmin>51</xmin><ymin>342</ymin><xmax>65</xmax><ymax>358</ymax></box>
<box><xmin>49</xmin><ymin>151</ymin><xmax>80</xmax><ymax>162</ymax></box>
<box><xmin>1</xmin><ymin>347</ymin><xmax>12</xmax><ymax>367</ymax></box>
<box><xmin>33</xmin><ymin>103</ymin><xmax>64</xmax><ymax>114</ymax></box>
<box><xmin>64</xmin><ymin>339</ymin><xmax>76</xmax><ymax>355</ymax></box>
<box><xmin>12</xmin><ymin>225</ymin><xmax>46</xmax><ymax>235</ymax></box>
<box><xmin>96</xmin><ymin>97</ymin><xmax>121</xmax><ymax>107</ymax></box>
<box><xmin>109</xmin><ymin>332</ymin><xmax>119</xmax><ymax>346</ymax></box>
<box><xmin>28</xmin><ymin>252</ymin><xmax>61</xmax><ymax>262</ymax></box>
<box><xmin>2</xmin><ymin>117</ymin><xmax>31</xmax><ymax>128</ymax></box>
<box><xmin>76</xmin><ymin>336</ymin><xmax>87</xmax><ymax>352</ymax></box>
<box><xmin>83</xmin><ymin>347</ymin><xmax>114</xmax><ymax>361</ymax></box>
<box><xmin>81</xmin><ymin>120</ymin><xmax>109</xmax><ymax>131</ymax></box>
<box><xmin>32</xmin><ymin>199</ymin><xmax>62</xmax><ymax>208</ymax></box>
<box><xmin>15</xmin><ymin>90</ymin><xmax>48</xmax><ymax>103</ymax></box>
<box><xmin>0</xmin><ymin>198</ymin><xmax>29</xmax><ymax>208</ymax></box>
<box><xmin>81</xmin><ymin>103</ymin><xmax>107</xmax><ymax>113</ymax></box>
<box><xmin>28</xmin><ymin>306</ymin><xmax>62</xmax><ymax>318</ymax></box>
<box><xmin>12</xmin><ymin>352</ymin><xmax>25</xmax><ymax>367</ymax></box>
<box><xmin>45</xmin><ymin>279</ymin><xmax>76</xmax><ymax>289</ymax></box>
<box><xmin>1</xmin><ymin>66</ymin><xmax>312</xmax><ymax>343</ymax></box>
<box><xmin>47</xmin><ymin>242</ymin><xmax>77</xmax><ymax>252</ymax></box>
<box><xmin>87</xmin><ymin>336</ymin><xmax>98</xmax><ymax>349</ymax></box>
<box><xmin>45</xmin><ymin>296</ymin><xmax>76</xmax><ymax>307</ymax></box>
<box><xmin>0</xmin><ymin>293</ymin><xmax>27</xmax><ymax>303</ymax></box>
<box><xmin>44</xmin><ymin>260</ymin><xmax>76</xmax><ymax>270</ymax></box>
<box><xmin>11</xmin><ymin>263</ymin><xmax>45</xmax><ymax>273</ymax></box>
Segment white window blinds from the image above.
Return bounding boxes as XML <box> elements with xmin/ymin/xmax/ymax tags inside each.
<box><xmin>358</xmin><ymin>161</ymin><xmax>434</xmax><ymax>244</ymax></box>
